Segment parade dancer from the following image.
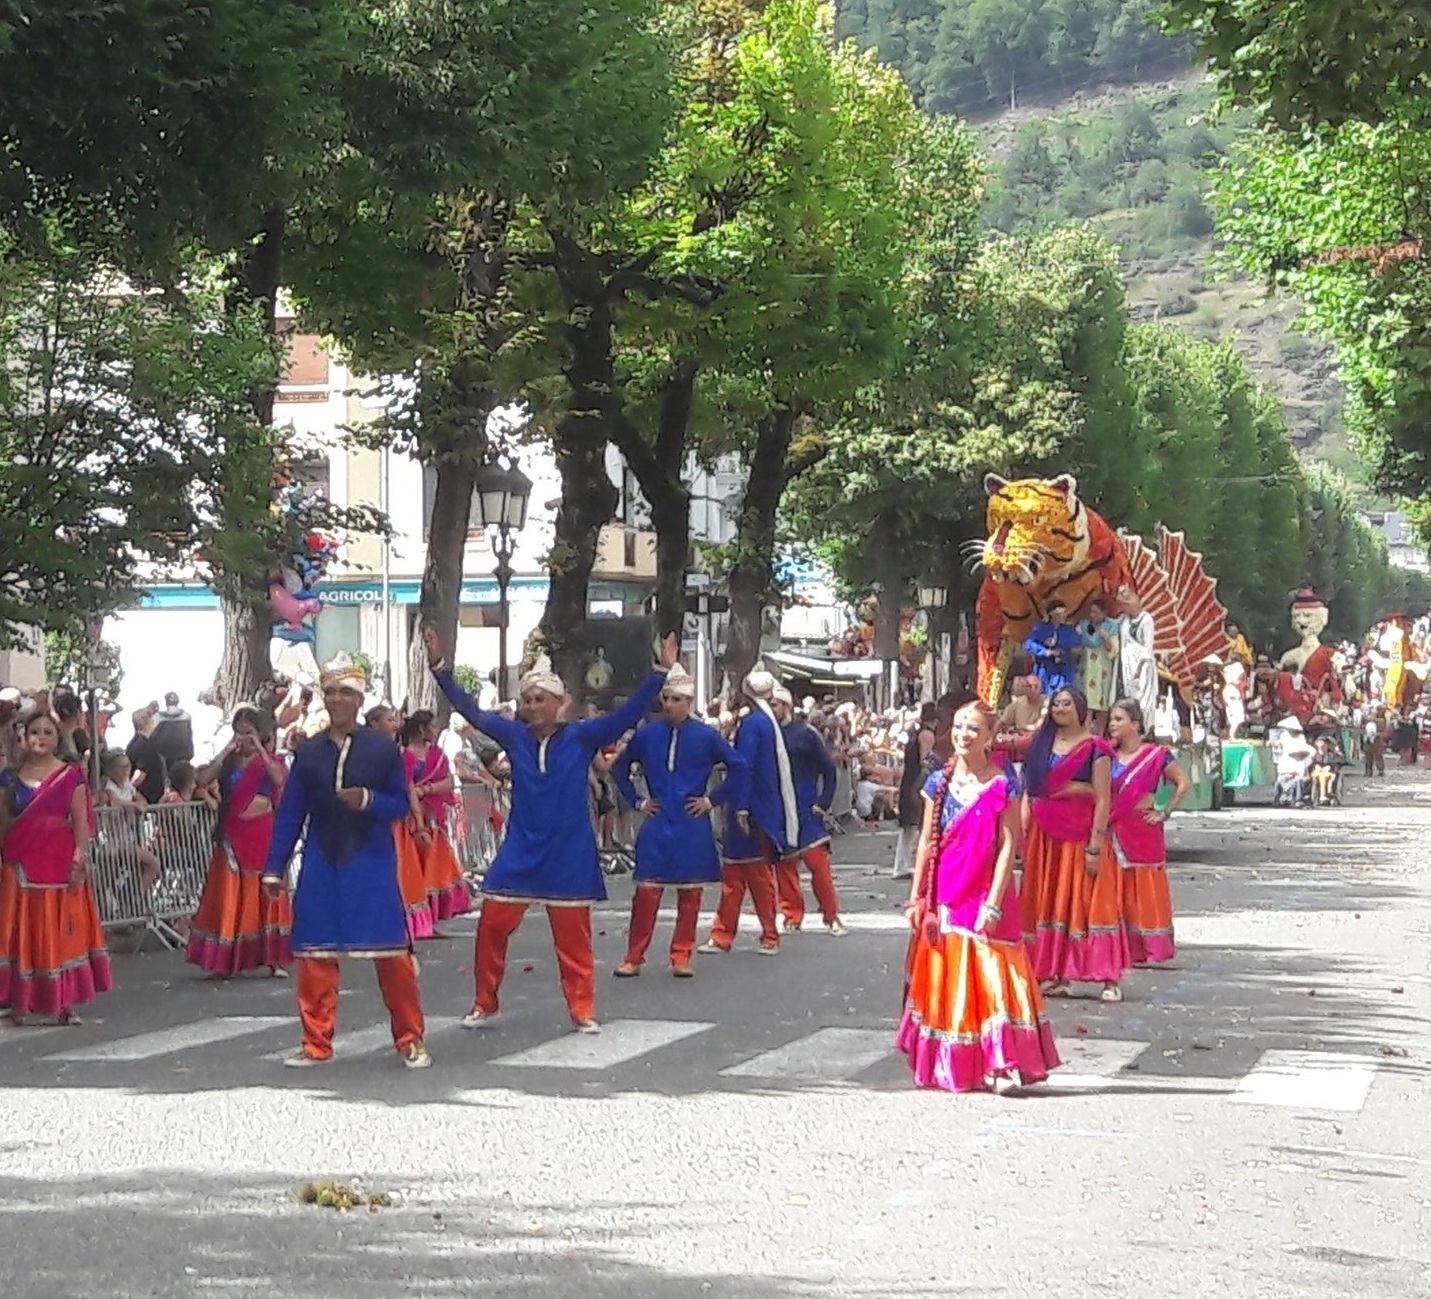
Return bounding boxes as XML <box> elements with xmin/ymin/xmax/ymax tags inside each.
<box><xmin>610</xmin><ymin>666</ymin><xmax>747</xmax><ymax>978</ymax></box>
<box><xmin>186</xmin><ymin>706</ymin><xmax>293</xmax><ymax>979</ymax></box>
<box><xmin>1107</xmin><ymin>698</ymin><xmax>1191</xmax><ymax>967</ymax></box>
<box><xmin>770</xmin><ymin>685</ymin><xmax>847</xmax><ymax>935</ymax></box>
<box><xmin>1020</xmin><ymin>684</ymin><xmax>1130</xmax><ymax>1002</ymax></box>
<box><xmin>367</xmin><ymin>705</ymin><xmax>435</xmax><ymax>943</ymax></box>
<box><xmin>701</xmin><ymin>668</ymin><xmax>800</xmax><ymax>956</ymax></box>
<box><xmin>898</xmin><ymin>700</ymin><xmax>1059</xmax><ymax>1094</ymax></box>
<box><xmin>426</xmin><ymin>628</ymin><xmax>679</xmax><ymax>1032</ymax></box>
<box><xmin>0</xmin><ymin>713</ymin><xmax>111</xmax><ymax>1025</ymax></box>
<box><xmin>262</xmin><ymin>658</ymin><xmax>431</xmax><ymax>1069</ymax></box>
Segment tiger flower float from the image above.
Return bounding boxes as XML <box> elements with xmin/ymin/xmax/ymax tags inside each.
<box><xmin>975</xmin><ymin>473</ymin><xmax>1129</xmax><ymax>706</ymax></box>
<box><xmin>974</xmin><ymin>473</ymin><xmax>1234</xmax><ymax>709</ymax></box>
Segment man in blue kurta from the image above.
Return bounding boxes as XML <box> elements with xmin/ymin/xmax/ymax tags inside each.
<box><xmin>610</xmin><ymin>665</ymin><xmax>747</xmax><ymax>978</ymax></box>
<box><xmin>425</xmin><ymin>628</ymin><xmax>678</xmax><ymax>1032</ymax></box>
<box><xmin>701</xmin><ymin>667</ymin><xmax>801</xmax><ymax>955</ymax></box>
<box><xmin>1024</xmin><ymin>601</ymin><xmax>1081</xmax><ymax>695</ymax></box>
<box><xmin>769</xmin><ymin>685</ymin><xmax>846</xmax><ymax>935</ymax></box>
<box><xmin>261</xmin><ymin>657</ymin><xmax>430</xmax><ymax>1069</ymax></box>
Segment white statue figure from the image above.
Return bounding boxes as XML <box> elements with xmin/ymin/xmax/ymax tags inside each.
<box><xmin>1117</xmin><ymin>583</ymin><xmax>1158</xmax><ymax>721</ymax></box>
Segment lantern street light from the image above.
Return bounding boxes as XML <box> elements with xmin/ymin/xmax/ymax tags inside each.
<box><xmin>916</xmin><ymin>580</ymin><xmax>950</xmax><ymax>701</ymax></box>
<box><xmin>472</xmin><ymin>457</ymin><xmax>533</xmax><ymax>701</ymax></box>
<box><xmin>916</xmin><ymin>580</ymin><xmax>948</xmax><ymax>611</ymax></box>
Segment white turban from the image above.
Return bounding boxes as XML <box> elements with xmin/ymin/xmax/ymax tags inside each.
<box><xmin>743</xmin><ymin>668</ymin><xmax>777</xmax><ymax>700</ymax></box>
<box><xmin>320</xmin><ymin>653</ymin><xmax>366</xmax><ymax>694</ymax></box>
<box><xmin>772</xmin><ymin>685</ymin><xmax>794</xmax><ymax>707</ymax></box>
<box><xmin>663</xmin><ymin>666</ymin><xmax>696</xmax><ymax>699</ymax></box>
<box><xmin>519</xmin><ymin>656</ymin><xmax>566</xmax><ymax>699</ymax></box>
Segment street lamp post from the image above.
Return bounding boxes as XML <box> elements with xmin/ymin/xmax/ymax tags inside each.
<box><xmin>473</xmin><ymin>458</ymin><xmax>533</xmax><ymax>702</ymax></box>
<box><xmin>917</xmin><ymin>580</ymin><xmax>949</xmax><ymax>701</ymax></box>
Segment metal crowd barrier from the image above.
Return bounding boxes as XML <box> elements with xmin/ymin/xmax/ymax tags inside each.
<box><xmin>91</xmin><ymin>802</ymin><xmax>218</xmax><ymax>949</ymax></box>
<box><xmin>453</xmin><ymin>783</ymin><xmax>510</xmax><ymax>879</ymax></box>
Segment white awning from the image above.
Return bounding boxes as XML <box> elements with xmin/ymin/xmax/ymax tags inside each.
<box><xmin>765</xmin><ymin>650</ymin><xmax>886</xmax><ymax>681</ymax></box>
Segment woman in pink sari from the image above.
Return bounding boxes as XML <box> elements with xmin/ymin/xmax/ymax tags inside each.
<box><xmin>186</xmin><ymin>707</ymin><xmax>293</xmax><ymax>977</ymax></box>
<box><xmin>898</xmin><ymin>701</ymin><xmax>1059</xmax><ymax>1094</ymax></box>
<box><xmin>369</xmin><ymin>705</ymin><xmax>434</xmax><ymax>942</ymax></box>
<box><xmin>0</xmin><ymin>713</ymin><xmax>111</xmax><ymax>1024</ymax></box>
<box><xmin>1107</xmin><ymin>698</ymin><xmax>1191</xmax><ymax>966</ymax></box>
<box><xmin>1020</xmin><ymin>684</ymin><xmax>1130</xmax><ymax>1001</ymax></box>
<box><xmin>402</xmin><ymin>711</ymin><xmax>472</xmax><ymax>927</ymax></box>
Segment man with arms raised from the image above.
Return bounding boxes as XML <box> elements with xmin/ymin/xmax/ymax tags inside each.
<box><xmin>426</xmin><ymin>628</ymin><xmax>678</xmax><ymax>1032</ymax></box>
<box><xmin>262</xmin><ymin>656</ymin><xmax>430</xmax><ymax>1069</ymax></box>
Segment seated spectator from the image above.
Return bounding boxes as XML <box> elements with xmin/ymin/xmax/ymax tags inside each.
<box><xmin>1270</xmin><ymin>717</ymin><xmax>1314</xmax><ymax>808</ymax></box>
<box><xmin>1309</xmin><ymin>735</ymin><xmax>1346</xmax><ymax>807</ymax></box>
<box><xmin>854</xmin><ymin>756</ymin><xmax>896</xmax><ymax>825</ymax></box>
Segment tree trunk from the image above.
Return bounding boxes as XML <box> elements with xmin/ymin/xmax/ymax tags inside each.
<box><xmin>211</xmin><ymin>206</ymin><xmax>287</xmax><ymax>711</ymax></box>
<box><xmin>410</xmin><ymin>457</ymin><xmax>478</xmax><ymax>715</ymax></box>
<box><xmin>538</xmin><ymin>433</ymin><xmax>616</xmax><ymax>692</ymax></box>
<box><xmin>871</xmin><ymin>513</ymin><xmax>905</xmax><ymax>664</ymax></box>
<box><xmin>210</xmin><ymin>591</ymin><xmax>274</xmax><ymax>714</ymax></box>
<box><xmin>640</xmin><ymin>363</ymin><xmax>698</xmax><ymax>641</ymax></box>
<box><xmin>721</xmin><ymin>407</ymin><xmax>797</xmax><ymax>692</ymax></box>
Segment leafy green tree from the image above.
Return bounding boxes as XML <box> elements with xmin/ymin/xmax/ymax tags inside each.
<box><xmin>1159</xmin><ymin>0</ymin><xmax>1431</xmax><ymax>130</ymax></box>
<box><xmin>290</xmin><ymin>0</ymin><xmax>674</xmax><ymax>700</ymax></box>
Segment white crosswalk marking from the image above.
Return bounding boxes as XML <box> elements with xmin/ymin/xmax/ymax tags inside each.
<box><xmin>44</xmin><ymin>1016</ymin><xmax>290</xmax><ymax>1063</ymax></box>
<box><xmin>491</xmin><ymin>1018</ymin><xmax>715</xmax><ymax>1070</ymax></box>
<box><xmin>1055</xmin><ymin>1037</ymin><xmax>1151</xmax><ymax>1088</ymax></box>
<box><xmin>259</xmin><ymin>1017</ymin><xmax>461</xmax><ymax>1062</ymax></box>
<box><xmin>720</xmin><ymin>1027</ymin><xmax>892</xmax><ymax>1081</ymax></box>
<box><xmin>1231</xmin><ymin>1050</ymin><xmax>1380</xmax><ymax>1112</ymax></box>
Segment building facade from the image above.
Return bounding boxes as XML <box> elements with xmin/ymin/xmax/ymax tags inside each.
<box><xmin>104</xmin><ymin>327</ymin><xmax>742</xmax><ymax>718</ymax></box>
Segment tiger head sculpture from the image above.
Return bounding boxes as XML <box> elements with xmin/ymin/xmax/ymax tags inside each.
<box><xmin>981</xmin><ymin>472</ymin><xmax>1092</xmax><ymax>588</ymax></box>
<box><xmin>976</xmin><ymin>472</ymin><xmax>1130</xmax><ymax>704</ymax></box>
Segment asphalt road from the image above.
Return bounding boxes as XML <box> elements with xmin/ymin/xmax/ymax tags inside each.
<box><xmin>1</xmin><ymin>767</ymin><xmax>1429</xmax><ymax>1298</ymax></box>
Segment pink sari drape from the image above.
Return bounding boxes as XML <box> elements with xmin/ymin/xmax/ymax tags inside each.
<box><xmin>1109</xmin><ymin>744</ymin><xmax>1169</xmax><ymax>867</ymax></box>
<box><xmin>405</xmin><ymin>745</ymin><xmax>459</xmax><ymax>817</ymax></box>
<box><xmin>223</xmin><ymin>755</ymin><xmax>280</xmax><ymax>873</ymax></box>
<box><xmin>933</xmin><ymin>777</ymin><xmax>1021</xmax><ymax>943</ymax></box>
<box><xmin>2</xmin><ymin>764</ymin><xmax>91</xmax><ymax>886</ymax></box>
<box><xmin>1029</xmin><ymin>737</ymin><xmax>1110</xmax><ymax>843</ymax></box>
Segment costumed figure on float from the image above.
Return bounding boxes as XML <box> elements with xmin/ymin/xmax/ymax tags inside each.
<box><xmin>1275</xmin><ymin>589</ymin><xmax>1344</xmax><ymax>726</ymax></box>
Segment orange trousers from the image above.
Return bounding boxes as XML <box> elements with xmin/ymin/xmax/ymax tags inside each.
<box><xmin>775</xmin><ymin>844</ymin><xmax>840</xmax><ymax>928</ymax></box>
<box><xmin>296</xmin><ymin>954</ymin><xmax>424</xmax><ymax>1060</ymax></box>
<box><xmin>624</xmin><ymin>885</ymin><xmax>703</xmax><ymax>969</ymax></box>
<box><xmin>708</xmin><ymin>862</ymin><xmax>782</xmax><ymax>949</ymax></box>
<box><xmin>475</xmin><ymin>899</ymin><xmax>595</xmax><ymax>1020</ymax></box>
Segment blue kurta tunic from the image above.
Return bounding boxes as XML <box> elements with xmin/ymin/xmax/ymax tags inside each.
<box><xmin>611</xmin><ymin>719</ymin><xmax>748</xmax><ymax>885</ymax></box>
<box><xmin>435</xmin><ymin>668</ymin><xmax>666</xmax><ymax>902</ymax></box>
<box><xmin>264</xmin><ymin>727</ymin><xmax>411</xmax><ymax>957</ymax></box>
<box><xmin>722</xmin><ymin>707</ymin><xmax>799</xmax><ymax>863</ymax></box>
<box><xmin>783</xmin><ymin>719</ymin><xmax>838</xmax><ymax>851</ymax></box>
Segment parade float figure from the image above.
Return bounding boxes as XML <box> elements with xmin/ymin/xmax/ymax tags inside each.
<box><xmin>1275</xmin><ymin>589</ymin><xmax>1344</xmax><ymax>725</ymax></box>
<box><xmin>976</xmin><ymin>474</ymin><xmax>1130</xmax><ymax>706</ymax></box>
<box><xmin>1367</xmin><ymin>615</ymin><xmax>1425</xmax><ymax>712</ymax></box>
<box><xmin>976</xmin><ymin>477</ymin><xmax>1234</xmax><ymax>714</ymax></box>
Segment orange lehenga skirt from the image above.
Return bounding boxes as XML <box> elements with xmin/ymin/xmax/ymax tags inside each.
<box><xmin>1121</xmin><ymin>862</ymin><xmax>1175</xmax><ymax>966</ymax></box>
<box><xmin>421</xmin><ymin>817</ymin><xmax>472</xmax><ymax>923</ymax></box>
<box><xmin>898</xmin><ymin>924</ymin><xmax>1061</xmax><ymax>1092</ymax></box>
<box><xmin>1020</xmin><ymin>826</ymin><xmax>1130</xmax><ymax>985</ymax></box>
<box><xmin>394</xmin><ymin>821</ymin><xmax>435</xmax><ymax>941</ymax></box>
<box><xmin>185</xmin><ymin>847</ymin><xmax>293</xmax><ymax>975</ymax></box>
<box><xmin>0</xmin><ymin>863</ymin><xmax>113</xmax><ymax>1017</ymax></box>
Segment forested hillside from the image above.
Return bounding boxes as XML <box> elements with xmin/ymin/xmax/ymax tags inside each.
<box><xmin>835</xmin><ymin>1</ymin><xmax>1345</xmax><ymax>457</ymax></box>
<box><xmin>833</xmin><ymin>0</ymin><xmax>1189</xmax><ymax>118</ymax></box>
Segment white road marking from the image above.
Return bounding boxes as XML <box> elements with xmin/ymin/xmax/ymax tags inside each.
<box><xmin>44</xmin><ymin>1016</ymin><xmax>290</xmax><ymax>1063</ymax></box>
<box><xmin>491</xmin><ymin>1018</ymin><xmax>715</xmax><ymax>1070</ymax></box>
<box><xmin>1054</xmin><ymin>1037</ymin><xmax>1151</xmax><ymax>1088</ymax></box>
<box><xmin>720</xmin><ymin>1027</ymin><xmax>893</xmax><ymax>1081</ymax></box>
<box><xmin>260</xmin><ymin>1017</ymin><xmax>461</xmax><ymax>1062</ymax></box>
<box><xmin>1231</xmin><ymin>1050</ymin><xmax>1379</xmax><ymax>1113</ymax></box>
